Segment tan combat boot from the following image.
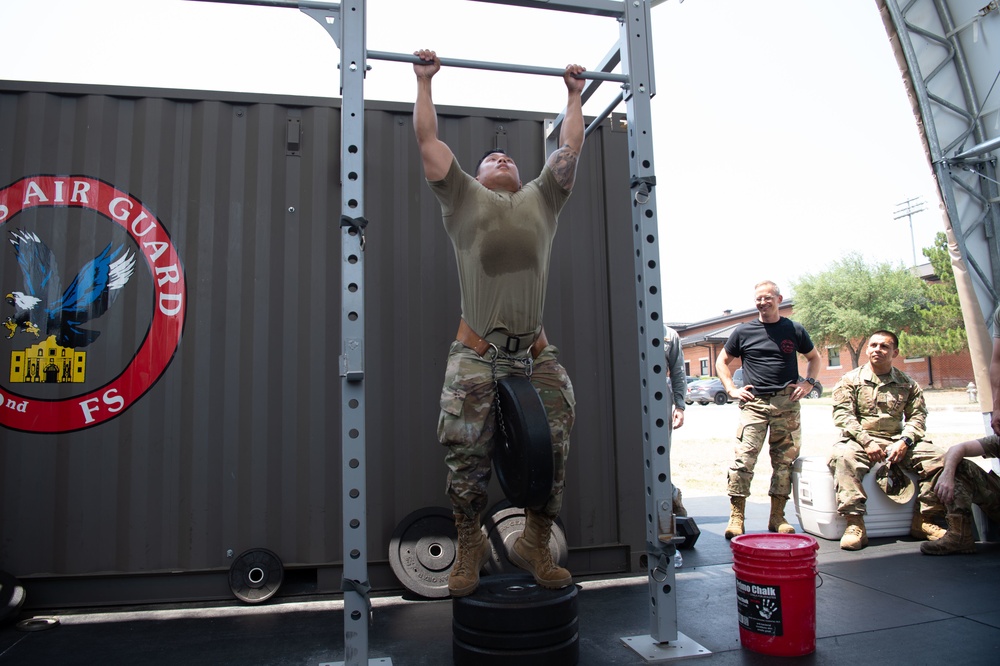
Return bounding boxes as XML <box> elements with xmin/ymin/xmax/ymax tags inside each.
<box><xmin>725</xmin><ymin>496</ymin><xmax>745</xmax><ymax>540</ymax></box>
<box><xmin>448</xmin><ymin>513</ymin><xmax>490</xmax><ymax>597</ymax></box>
<box><xmin>840</xmin><ymin>514</ymin><xmax>868</xmax><ymax>551</ymax></box>
<box><xmin>509</xmin><ymin>510</ymin><xmax>572</xmax><ymax>589</ymax></box>
<box><xmin>910</xmin><ymin>513</ymin><xmax>946</xmax><ymax>541</ymax></box>
<box><xmin>920</xmin><ymin>513</ymin><xmax>976</xmax><ymax>556</ymax></box>
<box><xmin>673</xmin><ymin>486</ymin><xmax>688</xmax><ymax>518</ymax></box>
<box><xmin>767</xmin><ymin>496</ymin><xmax>795</xmax><ymax>534</ymax></box>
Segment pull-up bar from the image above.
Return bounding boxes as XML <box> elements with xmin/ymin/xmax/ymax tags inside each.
<box><xmin>367</xmin><ymin>50</ymin><xmax>630</xmax><ymax>83</ymax></box>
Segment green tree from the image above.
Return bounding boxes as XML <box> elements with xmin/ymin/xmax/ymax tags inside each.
<box><xmin>898</xmin><ymin>232</ymin><xmax>968</xmax><ymax>357</ymax></box>
<box><xmin>791</xmin><ymin>253</ymin><xmax>926</xmax><ymax>369</ymax></box>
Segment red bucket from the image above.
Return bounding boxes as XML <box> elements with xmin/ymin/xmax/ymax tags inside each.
<box><xmin>730</xmin><ymin>533</ymin><xmax>819</xmax><ymax>657</ymax></box>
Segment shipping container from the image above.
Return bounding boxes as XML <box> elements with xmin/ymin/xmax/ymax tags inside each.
<box><xmin>0</xmin><ymin>80</ymin><xmax>648</xmax><ymax>607</ymax></box>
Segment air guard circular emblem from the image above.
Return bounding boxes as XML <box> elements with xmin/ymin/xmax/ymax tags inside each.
<box><xmin>0</xmin><ymin>175</ymin><xmax>185</xmax><ymax>433</ymax></box>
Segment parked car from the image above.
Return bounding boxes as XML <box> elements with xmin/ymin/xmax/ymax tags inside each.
<box><xmin>686</xmin><ymin>378</ymin><xmax>731</xmax><ymax>406</ymax></box>
<box><xmin>731</xmin><ymin>368</ymin><xmax>822</xmax><ymax>398</ymax></box>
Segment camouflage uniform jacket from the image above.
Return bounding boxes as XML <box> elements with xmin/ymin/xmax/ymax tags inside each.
<box><xmin>832</xmin><ymin>363</ymin><xmax>927</xmax><ymax>447</ymax></box>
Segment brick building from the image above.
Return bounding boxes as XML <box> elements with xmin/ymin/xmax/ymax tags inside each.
<box><xmin>672</xmin><ymin>301</ymin><xmax>975</xmax><ymax>393</ymax></box>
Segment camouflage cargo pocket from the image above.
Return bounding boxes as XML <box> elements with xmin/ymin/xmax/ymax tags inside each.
<box><xmin>437</xmin><ymin>384</ymin><xmax>468</xmax><ymax>445</ymax></box>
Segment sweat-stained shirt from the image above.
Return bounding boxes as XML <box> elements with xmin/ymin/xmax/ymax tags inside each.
<box><xmin>428</xmin><ymin>157</ymin><xmax>570</xmax><ymax>338</ymax></box>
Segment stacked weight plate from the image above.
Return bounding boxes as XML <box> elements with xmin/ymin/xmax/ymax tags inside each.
<box><xmin>452</xmin><ymin>574</ymin><xmax>579</xmax><ymax>665</ymax></box>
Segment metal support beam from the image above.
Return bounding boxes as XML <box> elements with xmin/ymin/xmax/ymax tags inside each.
<box><xmin>614</xmin><ymin>1</ymin><xmax>706</xmax><ymax>660</ymax></box>
<box><xmin>471</xmin><ymin>0</ymin><xmax>626</xmax><ymax>18</ymax></box>
<box><xmin>335</xmin><ymin>2</ymin><xmax>377</xmax><ymax>665</ymax></box>
<box><xmin>366</xmin><ymin>49</ymin><xmax>628</xmax><ymax>82</ymax></box>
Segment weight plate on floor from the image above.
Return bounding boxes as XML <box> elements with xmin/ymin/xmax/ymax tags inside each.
<box><xmin>494</xmin><ymin>376</ymin><xmax>553</xmax><ymax>510</ymax></box>
<box><xmin>228</xmin><ymin>548</ymin><xmax>283</xmax><ymax>604</ymax></box>
<box><xmin>1</xmin><ymin>570</ymin><xmax>25</xmax><ymax>625</ymax></box>
<box><xmin>453</xmin><ymin>633</ymin><xmax>579</xmax><ymax>666</ymax></box>
<box><xmin>452</xmin><ymin>573</ymin><xmax>578</xmax><ymax>633</ymax></box>
<box><xmin>388</xmin><ymin>506</ymin><xmax>463</xmax><ymax>599</ymax></box>
<box><xmin>453</xmin><ymin>616</ymin><xmax>578</xmax><ymax>650</ymax></box>
<box><xmin>482</xmin><ymin>504</ymin><xmax>568</xmax><ymax>576</ymax></box>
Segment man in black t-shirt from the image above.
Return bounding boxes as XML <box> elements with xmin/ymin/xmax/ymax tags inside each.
<box><xmin>716</xmin><ymin>281</ymin><xmax>822</xmax><ymax>539</ymax></box>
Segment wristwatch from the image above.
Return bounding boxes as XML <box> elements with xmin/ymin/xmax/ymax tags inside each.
<box><xmin>804</xmin><ymin>377</ymin><xmax>817</xmax><ymax>386</ymax></box>
<box><xmin>900</xmin><ymin>436</ymin><xmax>914</xmax><ymax>449</ymax></box>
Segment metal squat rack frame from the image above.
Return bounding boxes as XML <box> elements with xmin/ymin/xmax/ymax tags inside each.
<box><xmin>191</xmin><ymin>0</ymin><xmax>707</xmax><ymax>663</ymax></box>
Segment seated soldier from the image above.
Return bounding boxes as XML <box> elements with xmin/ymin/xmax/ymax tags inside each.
<box><xmin>827</xmin><ymin>330</ymin><xmax>948</xmax><ymax>550</ymax></box>
<box><xmin>923</xmin><ymin>436</ymin><xmax>1000</xmax><ymax>555</ymax></box>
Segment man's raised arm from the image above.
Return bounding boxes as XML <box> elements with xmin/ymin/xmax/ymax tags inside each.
<box><xmin>546</xmin><ymin>64</ymin><xmax>586</xmax><ymax>191</ymax></box>
<box><xmin>412</xmin><ymin>49</ymin><xmax>454</xmax><ymax>182</ymax></box>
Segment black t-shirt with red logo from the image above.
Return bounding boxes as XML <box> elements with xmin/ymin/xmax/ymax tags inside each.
<box><xmin>724</xmin><ymin>318</ymin><xmax>814</xmax><ymax>395</ymax></box>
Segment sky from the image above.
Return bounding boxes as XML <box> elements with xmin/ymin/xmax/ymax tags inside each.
<box><xmin>0</xmin><ymin>0</ymin><xmax>944</xmax><ymax>323</ymax></box>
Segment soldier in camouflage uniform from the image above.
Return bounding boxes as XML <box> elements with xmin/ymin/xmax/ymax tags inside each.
<box><xmin>924</xmin><ymin>434</ymin><xmax>1000</xmax><ymax>554</ymax></box>
<box><xmin>664</xmin><ymin>325</ymin><xmax>688</xmax><ymax>518</ymax></box>
<box><xmin>717</xmin><ymin>281</ymin><xmax>822</xmax><ymax>539</ymax></box>
<box><xmin>921</xmin><ymin>302</ymin><xmax>1000</xmax><ymax>554</ymax></box>
<box><xmin>414</xmin><ymin>50</ymin><xmax>585</xmax><ymax>596</ymax></box>
<box><xmin>828</xmin><ymin>330</ymin><xmax>949</xmax><ymax>550</ymax></box>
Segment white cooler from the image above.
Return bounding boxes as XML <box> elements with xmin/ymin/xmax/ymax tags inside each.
<box><xmin>792</xmin><ymin>455</ymin><xmax>919</xmax><ymax>540</ymax></box>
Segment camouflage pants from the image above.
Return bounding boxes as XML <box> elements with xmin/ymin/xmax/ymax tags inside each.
<box><xmin>726</xmin><ymin>388</ymin><xmax>801</xmax><ymax>498</ymax></box>
<box><xmin>950</xmin><ymin>460</ymin><xmax>1000</xmax><ymax>520</ymax></box>
<box><xmin>827</xmin><ymin>437</ymin><xmax>947</xmax><ymax>517</ymax></box>
<box><xmin>437</xmin><ymin>341</ymin><xmax>575</xmax><ymax>520</ymax></box>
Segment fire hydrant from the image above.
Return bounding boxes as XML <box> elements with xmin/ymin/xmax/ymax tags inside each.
<box><xmin>967</xmin><ymin>382</ymin><xmax>978</xmax><ymax>403</ymax></box>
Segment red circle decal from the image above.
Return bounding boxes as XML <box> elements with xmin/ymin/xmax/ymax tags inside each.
<box><xmin>0</xmin><ymin>175</ymin><xmax>185</xmax><ymax>433</ymax></box>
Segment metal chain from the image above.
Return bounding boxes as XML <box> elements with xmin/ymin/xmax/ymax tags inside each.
<box><xmin>489</xmin><ymin>344</ymin><xmax>534</xmax><ymax>441</ymax></box>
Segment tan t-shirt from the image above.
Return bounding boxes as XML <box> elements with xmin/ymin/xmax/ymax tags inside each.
<box><xmin>429</xmin><ymin>158</ymin><xmax>570</xmax><ymax>337</ymax></box>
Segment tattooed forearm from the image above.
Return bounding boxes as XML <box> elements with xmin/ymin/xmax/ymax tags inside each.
<box><xmin>549</xmin><ymin>145</ymin><xmax>580</xmax><ymax>190</ymax></box>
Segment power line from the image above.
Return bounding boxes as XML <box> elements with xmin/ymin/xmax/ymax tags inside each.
<box><xmin>893</xmin><ymin>196</ymin><xmax>927</xmax><ymax>266</ymax></box>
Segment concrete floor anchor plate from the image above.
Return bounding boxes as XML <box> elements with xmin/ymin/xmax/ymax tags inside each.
<box><xmin>621</xmin><ymin>632</ymin><xmax>711</xmax><ymax>662</ymax></box>
<box><xmin>321</xmin><ymin>659</ymin><xmax>392</xmax><ymax>665</ymax></box>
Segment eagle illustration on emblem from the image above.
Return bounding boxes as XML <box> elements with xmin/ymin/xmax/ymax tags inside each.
<box><xmin>4</xmin><ymin>229</ymin><xmax>136</xmax><ymax>348</ymax></box>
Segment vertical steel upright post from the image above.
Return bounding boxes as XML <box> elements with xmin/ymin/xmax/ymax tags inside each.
<box><xmin>617</xmin><ymin>0</ymin><xmax>679</xmax><ymax>644</ymax></box>
<box><xmin>337</xmin><ymin>1</ymin><xmax>373</xmax><ymax>664</ymax></box>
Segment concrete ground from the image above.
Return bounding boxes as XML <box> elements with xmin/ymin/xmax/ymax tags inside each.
<box><xmin>2</xmin><ymin>493</ymin><xmax>999</xmax><ymax>665</ymax></box>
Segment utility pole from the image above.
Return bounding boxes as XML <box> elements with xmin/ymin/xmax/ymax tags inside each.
<box><xmin>893</xmin><ymin>196</ymin><xmax>927</xmax><ymax>266</ymax></box>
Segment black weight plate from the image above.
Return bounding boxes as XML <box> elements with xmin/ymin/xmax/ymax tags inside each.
<box><xmin>676</xmin><ymin>515</ymin><xmax>701</xmax><ymax>550</ymax></box>
<box><xmin>453</xmin><ymin>633</ymin><xmax>579</xmax><ymax>666</ymax></box>
<box><xmin>453</xmin><ymin>573</ymin><xmax>578</xmax><ymax>632</ymax></box>
<box><xmin>494</xmin><ymin>376</ymin><xmax>553</xmax><ymax>509</ymax></box>
<box><xmin>0</xmin><ymin>571</ymin><xmax>24</xmax><ymax>625</ymax></box>
<box><xmin>228</xmin><ymin>548</ymin><xmax>283</xmax><ymax>604</ymax></box>
<box><xmin>453</xmin><ymin>616</ymin><xmax>578</xmax><ymax>650</ymax></box>
<box><xmin>388</xmin><ymin>506</ymin><xmax>466</xmax><ymax>599</ymax></box>
<box><xmin>482</xmin><ymin>505</ymin><xmax>568</xmax><ymax>576</ymax></box>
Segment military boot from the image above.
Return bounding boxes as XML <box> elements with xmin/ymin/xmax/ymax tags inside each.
<box><xmin>920</xmin><ymin>513</ymin><xmax>976</xmax><ymax>555</ymax></box>
<box><xmin>510</xmin><ymin>510</ymin><xmax>572</xmax><ymax>589</ymax></box>
<box><xmin>725</xmin><ymin>496</ymin><xmax>745</xmax><ymax>540</ymax></box>
<box><xmin>840</xmin><ymin>514</ymin><xmax>868</xmax><ymax>551</ymax></box>
<box><xmin>767</xmin><ymin>496</ymin><xmax>795</xmax><ymax>534</ymax></box>
<box><xmin>910</xmin><ymin>513</ymin><xmax>946</xmax><ymax>541</ymax></box>
<box><xmin>448</xmin><ymin>513</ymin><xmax>490</xmax><ymax>597</ymax></box>
<box><xmin>673</xmin><ymin>486</ymin><xmax>688</xmax><ymax>518</ymax></box>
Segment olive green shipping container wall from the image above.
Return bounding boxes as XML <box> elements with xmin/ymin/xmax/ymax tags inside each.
<box><xmin>0</xmin><ymin>81</ymin><xmax>646</xmax><ymax>608</ymax></box>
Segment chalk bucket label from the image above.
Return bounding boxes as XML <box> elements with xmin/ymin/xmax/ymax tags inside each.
<box><xmin>736</xmin><ymin>578</ymin><xmax>782</xmax><ymax>636</ymax></box>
